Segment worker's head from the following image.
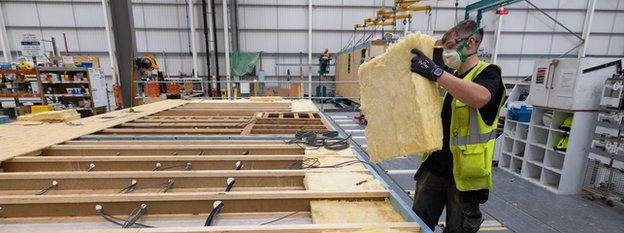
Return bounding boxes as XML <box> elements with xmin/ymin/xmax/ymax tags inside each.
<box><xmin>323</xmin><ymin>48</ymin><xmax>329</xmax><ymax>54</ymax></box>
<box><xmin>439</xmin><ymin>20</ymin><xmax>483</xmax><ymax>69</ymax></box>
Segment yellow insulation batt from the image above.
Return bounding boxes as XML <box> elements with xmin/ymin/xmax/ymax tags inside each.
<box><xmin>323</xmin><ymin>225</ymin><xmax>416</xmax><ymax>233</ymax></box>
<box><xmin>17</xmin><ymin>109</ymin><xmax>81</xmax><ymax>122</ymax></box>
<box><xmin>304</xmin><ymin>172</ymin><xmax>385</xmax><ymax>191</ymax></box>
<box><xmin>310</xmin><ymin>200</ymin><xmax>405</xmax><ymax>224</ymax></box>
<box><xmin>358</xmin><ymin>32</ymin><xmax>442</xmax><ymax>162</ymax></box>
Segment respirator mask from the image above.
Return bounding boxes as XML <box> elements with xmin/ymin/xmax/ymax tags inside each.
<box><xmin>442</xmin><ymin>27</ymin><xmax>480</xmax><ymax>70</ymax></box>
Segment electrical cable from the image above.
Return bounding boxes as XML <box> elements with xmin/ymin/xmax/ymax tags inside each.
<box><xmin>259</xmin><ymin>211</ymin><xmax>300</xmax><ymax>225</ymax></box>
<box><xmin>118</xmin><ymin>179</ymin><xmax>138</xmax><ymax>194</ymax></box>
<box><xmin>95</xmin><ymin>204</ymin><xmax>155</xmax><ymax>228</ymax></box>
<box><xmin>153</xmin><ymin>162</ymin><xmax>192</xmax><ymax>171</ymax></box>
<box><xmin>123</xmin><ymin>204</ymin><xmax>148</xmax><ymax>228</ymax></box>
<box><xmin>204</xmin><ymin>201</ymin><xmax>224</xmax><ymax>226</ymax></box>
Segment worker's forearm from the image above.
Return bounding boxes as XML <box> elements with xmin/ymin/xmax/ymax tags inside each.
<box><xmin>436</xmin><ymin>71</ymin><xmax>491</xmax><ymax>108</ymax></box>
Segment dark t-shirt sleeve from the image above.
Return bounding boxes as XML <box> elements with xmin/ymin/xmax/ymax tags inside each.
<box><xmin>472</xmin><ymin>65</ymin><xmax>503</xmax><ymax>126</ymax></box>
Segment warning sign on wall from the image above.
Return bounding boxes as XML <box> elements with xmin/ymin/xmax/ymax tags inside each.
<box><xmin>20</xmin><ymin>33</ymin><xmax>43</xmax><ymax>57</ymax></box>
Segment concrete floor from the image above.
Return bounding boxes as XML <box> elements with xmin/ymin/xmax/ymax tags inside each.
<box><xmin>321</xmin><ymin>108</ymin><xmax>624</xmax><ymax>233</ymax></box>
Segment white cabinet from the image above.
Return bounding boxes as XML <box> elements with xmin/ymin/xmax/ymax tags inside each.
<box><xmin>528</xmin><ymin>58</ymin><xmax>623</xmax><ymax>110</ymax></box>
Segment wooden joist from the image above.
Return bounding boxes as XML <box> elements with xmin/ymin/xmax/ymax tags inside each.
<box><xmin>97</xmin><ymin>128</ymin><xmax>245</xmax><ymax>135</ymax></box>
<box><xmin>0</xmin><ymin>170</ymin><xmax>306</xmax><ymax>195</ymax></box>
<box><xmin>1</xmin><ymin>155</ymin><xmax>304</xmax><ymax>172</ymax></box>
<box><xmin>0</xmin><ymin>190</ymin><xmax>388</xmax><ymax>218</ymax></box>
<box><xmin>41</xmin><ymin>144</ymin><xmax>304</xmax><ymax>156</ymax></box>
<box><xmin>118</xmin><ymin>122</ymin><xmax>247</xmax><ymax>128</ymax></box>
<box><xmin>1</xmin><ymin>223</ymin><xmax>420</xmax><ymax>233</ymax></box>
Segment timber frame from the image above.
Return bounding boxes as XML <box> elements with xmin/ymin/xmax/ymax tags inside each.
<box><xmin>0</xmin><ymin>99</ymin><xmax>429</xmax><ymax>233</ymax></box>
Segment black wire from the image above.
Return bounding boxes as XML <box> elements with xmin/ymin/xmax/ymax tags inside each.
<box><xmin>98</xmin><ymin>208</ymin><xmax>155</xmax><ymax>228</ymax></box>
<box><xmin>153</xmin><ymin>164</ymin><xmax>189</xmax><ymax>171</ymax></box>
<box><xmin>204</xmin><ymin>202</ymin><xmax>224</xmax><ymax>226</ymax></box>
<box><xmin>259</xmin><ymin>211</ymin><xmax>300</xmax><ymax>225</ymax></box>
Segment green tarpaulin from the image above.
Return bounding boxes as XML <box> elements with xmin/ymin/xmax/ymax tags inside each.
<box><xmin>230</xmin><ymin>51</ymin><xmax>260</xmax><ymax>76</ymax></box>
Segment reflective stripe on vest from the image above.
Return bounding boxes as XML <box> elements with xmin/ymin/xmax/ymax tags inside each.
<box><xmin>450</xmin><ymin>108</ymin><xmax>497</xmax><ymax>146</ymax></box>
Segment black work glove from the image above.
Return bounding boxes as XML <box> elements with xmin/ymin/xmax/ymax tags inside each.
<box><xmin>410</xmin><ymin>48</ymin><xmax>443</xmax><ymax>81</ymax></box>
<box><xmin>432</xmin><ymin>47</ymin><xmax>445</xmax><ymax>66</ymax></box>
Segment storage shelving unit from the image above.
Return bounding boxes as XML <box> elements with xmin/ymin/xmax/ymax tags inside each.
<box><xmin>37</xmin><ymin>67</ymin><xmax>95</xmax><ymax>117</ymax></box>
<box><xmin>500</xmin><ymin>107</ymin><xmax>597</xmax><ymax>194</ymax></box>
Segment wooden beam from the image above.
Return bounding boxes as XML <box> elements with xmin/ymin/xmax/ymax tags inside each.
<box><xmin>0</xmin><ymin>191</ymin><xmax>388</xmax><ymax>218</ymax></box>
<box><xmin>42</xmin><ymin>144</ymin><xmax>304</xmax><ymax>156</ymax></box>
<box><xmin>118</xmin><ymin>123</ymin><xmax>246</xmax><ymax>128</ymax></box>
<box><xmin>0</xmin><ymin>170</ymin><xmax>305</xmax><ymax>195</ymax></box>
<box><xmin>61</xmin><ymin>140</ymin><xmax>289</xmax><ymax>145</ymax></box>
<box><xmin>2</xmin><ymin>155</ymin><xmax>304</xmax><ymax>172</ymax></box>
<box><xmin>250</xmin><ymin>129</ymin><xmax>328</xmax><ymax>135</ymax></box>
<box><xmin>96</xmin><ymin>128</ymin><xmax>244</xmax><ymax>135</ymax></box>
<box><xmin>1</xmin><ymin>223</ymin><xmax>420</xmax><ymax>233</ymax></box>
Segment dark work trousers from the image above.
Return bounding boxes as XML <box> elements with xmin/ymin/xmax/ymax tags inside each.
<box><xmin>412</xmin><ymin>169</ymin><xmax>484</xmax><ymax>233</ymax></box>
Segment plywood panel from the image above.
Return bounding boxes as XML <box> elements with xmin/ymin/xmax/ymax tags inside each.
<box><xmin>0</xmin><ymin>100</ymin><xmax>188</xmax><ymax>162</ymax></box>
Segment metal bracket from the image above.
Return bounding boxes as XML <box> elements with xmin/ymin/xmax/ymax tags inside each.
<box><xmin>160</xmin><ymin>179</ymin><xmax>174</xmax><ymax>193</ymax></box>
<box><xmin>36</xmin><ymin>180</ymin><xmax>59</xmax><ymax>195</ymax></box>
<box><xmin>119</xmin><ymin>179</ymin><xmax>138</xmax><ymax>194</ymax></box>
<box><xmin>235</xmin><ymin>161</ymin><xmax>243</xmax><ymax>170</ymax></box>
<box><xmin>87</xmin><ymin>163</ymin><xmax>96</xmax><ymax>172</ymax></box>
<box><xmin>225</xmin><ymin>177</ymin><xmax>236</xmax><ymax>192</ymax></box>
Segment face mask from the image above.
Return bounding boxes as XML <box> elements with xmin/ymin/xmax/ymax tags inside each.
<box><xmin>443</xmin><ymin>27</ymin><xmax>479</xmax><ymax>69</ymax></box>
<box><xmin>443</xmin><ymin>49</ymin><xmax>462</xmax><ymax>70</ymax></box>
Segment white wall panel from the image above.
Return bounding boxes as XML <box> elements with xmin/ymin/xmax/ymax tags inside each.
<box><xmin>595</xmin><ymin>0</ymin><xmax>622</xmax><ymax>10</ymax></box>
<box><xmin>608</xmin><ymin>36</ymin><xmax>624</xmax><ymax>55</ymax></box>
<box><xmin>73</xmin><ymin>3</ymin><xmax>105</xmax><ymax>27</ymax></box>
<box><xmin>313</xmin><ymin>32</ymin><xmax>341</xmax><ymax>52</ymax></box>
<box><xmin>554</xmin><ymin>11</ymin><xmax>585</xmax><ymax>32</ymax></box>
<box><xmin>313</xmin><ymin>8</ymin><xmax>341</xmax><ymax>30</ymax></box>
<box><xmin>497</xmin><ymin>57</ymin><xmax>520</xmax><ymax>76</ymax></box>
<box><xmin>241</xmin><ymin>6</ymin><xmax>277</xmax><ymax>29</ymax></box>
<box><xmin>76</xmin><ymin>29</ymin><xmax>107</xmax><ymax>52</ymax></box>
<box><xmin>279</xmin><ymin>7</ymin><xmax>307</xmax><ymax>29</ymax></box>
<box><xmin>501</xmin><ymin>9</ymin><xmax>528</xmax><ymax>32</ymax></box>
<box><xmin>3</xmin><ymin>3</ymin><xmax>42</xmax><ymax>26</ymax></box>
<box><xmin>277</xmin><ymin>32</ymin><xmax>307</xmax><ymax>53</ymax></box>
<box><xmin>524</xmin><ymin>10</ymin><xmax>556</xmax><ymax>32</ymax></box>
<box><xmin>522</xmin><ymin>34</ymin><xmax>553</xmax><ymax>55</ymax></box>
<box><xmin>586</xmin><ymin>35</ymin><xmax>611</xmax><ymax>55</ymax></box>
<box><xmin>517</xmin><ymin>58</ymin><xmax>536</xmax><ymax>76</ymax></box>
<box><xmin>613</xmin><ymin>13</ymin><xmax>624</xmax><ymax>33</ymax></box>
<box><xmin>35</xmin><ymin>3</ymin><xmax>76</xmax><ymax>27</ymax></box>
<box><xmin>550</xmin><ymin>34</ymin><xmax>581</xmax><ymax>54</ymax></box>
<box><xmin>241</xmin><ymin>31</ymin><xmax>277</xmax><ymax>52</ymax></box>
<box><xmin>590</xmin><ymin>12</ymin><xmax>616</xmax><ymax>33</ymax></box>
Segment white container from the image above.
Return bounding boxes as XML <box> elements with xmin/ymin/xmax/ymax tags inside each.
<box><xmin>528</xmin><ymin>57</ymin><xmax>623</xmax><ymax>111</ymax></box>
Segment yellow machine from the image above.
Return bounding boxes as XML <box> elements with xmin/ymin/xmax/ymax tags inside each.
<box><xmin>353</xmin><ymin>0</ymin><xmax>431</xmax><ymax>30</ymax></box>
<box><xmin>135</xmin><ymin>55</ymin><xmax>159</xmax><ymax>75</ymax></box>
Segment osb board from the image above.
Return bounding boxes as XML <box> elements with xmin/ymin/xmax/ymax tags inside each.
<box><xmin>188</xmin><ymin>98</ymin><xmax>317</xmax><ymax>113</ymax></box>
<box><xmin>304</xmin><ymin>172</ymin><xmax>385</xmax><ymax>191</ymax></box>
<box><xmin>310</xmin><ymin>200</ymin><xmax>405</xmax><ymax>224</ymax></box>
<box><xmin>0</xmin><ymin>100</ymin><xmax>188</xmax><ymax>162</ymax></box>
<box><xmin>358</xmin><ymin>33</ymin><xmax>443</xmax><ymax>162</ymax></box>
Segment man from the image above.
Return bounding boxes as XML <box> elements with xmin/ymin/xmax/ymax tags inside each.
<box><xmin>409</xmin><ymin>20</ymin><xmax>505</xmax><ymax>233</ymax></box>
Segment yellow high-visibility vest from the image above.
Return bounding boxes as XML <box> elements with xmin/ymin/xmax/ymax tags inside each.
<box><xmin>422</xmin><ymin>60</ymin><xmax>505</xmax><ymax>191</ymax></box>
